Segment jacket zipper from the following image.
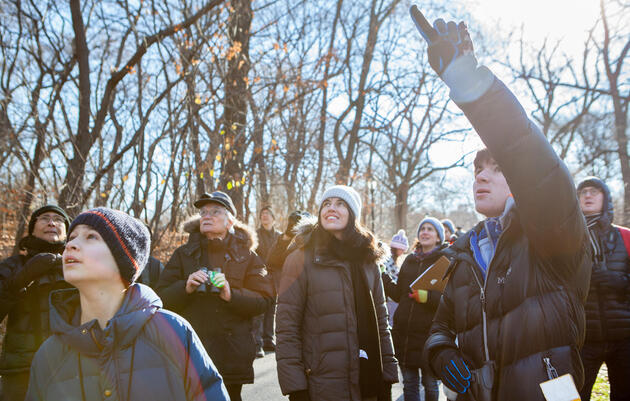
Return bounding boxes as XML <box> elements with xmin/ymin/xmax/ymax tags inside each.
<box><xmin>470</xmin><ymin>265</ymin><xmax>490</xmax><ymax>362</ymax></box>
<box><xmin>543</xmin><ymin>356</ymin><xmax>558</xmax><ymax>380</ymax></box>
<box><xmin>403</xmin><ymin>300</ymin><xmax>416</xmax><ymax>366</ymax></box>
<box><xmin>471</xmin><ymin>219</ymin><xmax>510</xmax><ymax>362</ymax></box>
<box><xmin>402</xmin><ymin>259</ymin><xmax>422</xmax><ymax>366</ymax></box>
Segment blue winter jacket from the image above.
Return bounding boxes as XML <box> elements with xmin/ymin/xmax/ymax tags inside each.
<box><xmin>25</xmin><ymin>283</ymin><xmax>229</xmax><ymax>401</ymax></box>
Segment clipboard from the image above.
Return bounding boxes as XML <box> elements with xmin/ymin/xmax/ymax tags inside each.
<box><xmin>409</xmin><ymin>255</ymin><xmax>451</xmax><ymax>293</ymax></box>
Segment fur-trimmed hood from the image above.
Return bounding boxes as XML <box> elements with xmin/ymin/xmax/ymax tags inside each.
<box><xmin>289</xmin><ymin>216</ymin><xmax>389</xmax><ymax>265</ymax></box>
<box><xmin>182</xmin><ymin>216</ymin><xmax>258</xmax><ymax>252</ymax></box>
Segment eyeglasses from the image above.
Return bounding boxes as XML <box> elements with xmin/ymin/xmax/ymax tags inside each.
<box><xmin>199</xmin><ymin>208</ymin><xmax>226</xmax><ymax>218</ymax></box>
<box><xmin>579</xmin><ymin>188</ymin><xmax>602</xmax><ymax>197</ymax></box>
<box><xmin>36</xmin><ymin>215</ymin><xmax>66</xmax><ymax>225</ymax></box>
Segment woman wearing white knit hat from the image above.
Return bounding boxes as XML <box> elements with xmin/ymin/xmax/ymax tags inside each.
<box><xmin>276</xmin><ymin>185</ymin><xmax>398</xmax><ymax>401</ymax></box>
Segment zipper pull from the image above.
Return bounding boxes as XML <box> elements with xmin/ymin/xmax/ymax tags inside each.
<box><xmin>480</xmin><ymin>288</ymin><xmax>486</xmax><ymax>306</ymax></box>
<box><xmin>543</xmin><ymin>357</ymin><xmax>558</xmax><ymax>380</ymax></box>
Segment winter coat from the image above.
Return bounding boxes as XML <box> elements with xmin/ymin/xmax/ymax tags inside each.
<box><xmin>266</xmin><ymin>235</ymin><xmax>293</xmax><ymax>290</ymax></box>
<box><xmin>424</xmin><ymin>78</ymin><xmax>590</xmax><ymax>401</ymax></box>
<box><xmin>383</xmin><ymin>246</ymin><xmax>446</xmax><ymax>368</ymax></box>
<box><xmin>275</xmin><ymin>219</ymin><xmax>398</xmax><ymax>400</ymax></box>
<box><xmin>25</xmin><ymin>284</ymin><xmax>229</xmax><ymax>401</ymax></box>
<box><xmin>581</xmin><ymin>177</ymin><xmax>630</xmax><ymax>343</ymax></box>
<box><xmin>256</xmin><ymin>226</ymin><xmax>282</xmax><ymax>262</ymax></box>
<box><xmin>0</xmin><ymin>244</ymin><xmax>72</xmax><ymax>374</ymax></box>
<box><xmin>137</xmin><ymin>256</ymin><xmax>164</xmax><ymax>290</ymax></box>
<box><xmin>156</xmin><ymin>218</ymin><xmax>274</xmax><ymax>384</ymax></box>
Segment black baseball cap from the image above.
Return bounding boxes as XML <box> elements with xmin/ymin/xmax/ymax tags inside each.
<box><xmin>194</xmin><ymin>191</ymin><xmax>237</xmax><ymax>216</ymax></box>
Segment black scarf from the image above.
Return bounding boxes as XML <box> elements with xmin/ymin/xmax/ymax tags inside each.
<box><xmin>19</xmin><ymin>235</ymin><xmax>65</xmax><ymax>256</ymax></box>
<box><xmin>330</xmin><ymin>237</ymin><xmax>383</xmax><ymax>397</ymax></box>
<box><xmin>202</xmin><ymin>236</ymin><xmax>229</xmax><ymax>268</ymax></box>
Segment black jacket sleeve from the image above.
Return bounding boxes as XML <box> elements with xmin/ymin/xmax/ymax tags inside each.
<box><xmin>457</xmin><ymin>78</ymin><xmax>587</xmax><ymax>278</ymax></box>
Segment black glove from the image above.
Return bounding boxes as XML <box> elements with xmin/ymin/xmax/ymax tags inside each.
<box><xmin>592</xmin><ymin>270</ymin><xmax>628</xmax><ymax>290</ymax></box>
<box><xmin>430</xmin><ymin>346</ymin><xmax>472</xmax><ymax>394</ymax></box>
<box><xmin>409</xmin><ymin>6</ymin><xmax>494</xmax><ymax>103</ymax></box>
<box><xmin>10</xmin><ymin>253</ymin><xmax>62</xmax><ymax>290</ymax></box>
<box><xmin>288</xmin><ymin>389</ymin><xmax>310</xmax><ymax>401</ymax></box>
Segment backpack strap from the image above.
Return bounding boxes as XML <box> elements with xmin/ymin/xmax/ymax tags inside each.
<box><xmin>613</xmin><ymin>224</ymin><xmax>630</xmax><ymax>259</ymax></box>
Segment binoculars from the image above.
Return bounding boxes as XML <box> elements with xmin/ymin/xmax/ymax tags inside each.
<box><xmin>196</xmin><ymin>267</ymin><xmax>222</xmax><ymax>294</ymax></box>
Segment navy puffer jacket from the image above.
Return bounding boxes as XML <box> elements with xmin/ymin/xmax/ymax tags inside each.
<box><xmin>578</xmin><ymin>177</ymin><xmax>630</xmax><ymax>342</ymax></box>
<box><xmin>25</xmin><ymin>284</ymin><xmax>229</xmax><ymax>401</ymax></box>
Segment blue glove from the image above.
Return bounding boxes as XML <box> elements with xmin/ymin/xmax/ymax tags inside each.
<box><xmin>409</xmin><ymin>5</ymin><xmax>494</xmax><ymax>103</ymax></box>
<box><xmin>430</xmin><ymin>346</ymin><xmax>472</xmax><ymax>394</ymax></box>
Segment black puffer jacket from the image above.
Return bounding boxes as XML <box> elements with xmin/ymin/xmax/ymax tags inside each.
<box><xmin>0</xmin><ymin>241</ymin><xmax>72</xmax><ymax>374</ymax></box>
<box><xmin>424</xmin><ymin>79</ymin><xmax>590</xmax><ymax>401</ymax></box>
<box><xmin>256</xmin><ymin>226</ymin><xmax>281</xmax><ymax>262</ymax></box>
<box><xmin>579</xmin><ymin>177</ymin><xmax>630</xmax><ymax>343</ymax></box>
<box><xmin>26</xmin><ymin>284</ymin><xmax>229</xmax><ymax>401</ymax></box>
<box><xmin>383</xmin><ymin>246</ymin><xmax>446</xmax><ymax>368</ymax></box>
<box><xmin>157</xmin><ymin>218</ymin><xmax>274</xmax><ymax>384</ymax></box>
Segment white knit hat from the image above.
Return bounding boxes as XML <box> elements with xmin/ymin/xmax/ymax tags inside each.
<box><xmin>319</xmin><ymin>185</ymin><xmax>362</xmax><ymax>218</ymax></box>
<box><xmin>390</xmin><ymin>229</ymin><xmax>409</xmax><ymax>252</ymax></box>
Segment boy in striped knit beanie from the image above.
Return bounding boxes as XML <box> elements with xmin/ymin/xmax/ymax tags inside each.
<box><xmin>26</xmin><ymin>207</ymin><xmax>229</xmax><ymax>400</ymax></box>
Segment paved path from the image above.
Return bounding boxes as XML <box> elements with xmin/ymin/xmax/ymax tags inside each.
<box><xmin>241</xmin><ymin>351</ymin><xmax>448</xmax><ymax>400</ymax></box>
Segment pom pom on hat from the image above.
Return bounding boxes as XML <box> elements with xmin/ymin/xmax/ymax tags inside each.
<box><xmin>390</xmin><ymin>229</ymin><xmax>409</xmax><ymax>252</ymax></box>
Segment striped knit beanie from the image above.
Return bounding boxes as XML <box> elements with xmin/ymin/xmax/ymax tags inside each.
<box><xmin>69</xmin><ymin>208</ymin><xmax>150</xmax><ymax>285</ymax></box>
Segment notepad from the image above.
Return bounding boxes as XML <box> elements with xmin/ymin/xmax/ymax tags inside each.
<box><xmin>409</xmin><ymin>255</ymin><xmax>450</xmax><ymax>293</ymax></box>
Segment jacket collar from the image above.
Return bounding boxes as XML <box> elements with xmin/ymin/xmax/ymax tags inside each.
<box><xmin>49</xmin><ymin>284</ymin><xmax>162</xmax><ymax>356</ymax></box>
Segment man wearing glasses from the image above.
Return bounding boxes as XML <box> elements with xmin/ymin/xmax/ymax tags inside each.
<box><xmin>577</xmin><ymin>177</ymin><xmax>630</xmax><ymax>401</ymax></box>
<box><xmin>157</xmin><ymin>191</ymin><xmax>273</xmax><ymax>401</ymax></box>
<box><xmin>0</xmin><ymin>205</ymin><xmax>71</xmax><ymax>401</ymax></box>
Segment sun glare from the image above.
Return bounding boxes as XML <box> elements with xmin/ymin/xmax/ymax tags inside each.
<box><xmin>471</xmin><ymin>0</ymin><xmax>600</xmax><ymax>53</ymax></box>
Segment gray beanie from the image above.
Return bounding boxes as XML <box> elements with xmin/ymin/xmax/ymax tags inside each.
<box><xmin>319</xmin><ymin>185</ymin><xmax>362</xmax><ymax>218</ymax></box>
<box><xmin>417</xmin><ymin>216</ymin><xmax>445</xmax><ymax>244</ymax></box>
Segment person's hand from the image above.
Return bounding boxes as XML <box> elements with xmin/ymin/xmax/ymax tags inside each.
<box><xmin>288</xmin><ymin>390</ymin><xmax>311</xmax><ymax>401</ymax></box>
<box><xmin>409</xmin><ymin>5</ymin><xmax>494</xmax><ymax>103</ymax></box>
<box><xmin>592</xmin><ymin>270</ymin><xmax>628</xmax><ymax>291</ymax></box>
<box><xmin>409</xmin><ymin>289</ymin><xmax>428</xmax><ymax>303</ymax></box>
<box><xmin>211</xmin><ymin>272</ymin><xmax>231</xmax><ymax>301</ymax></box>
<box><xmin>11</xmin><ymin>253</ymin><xmax>61</xmax><ymax>290</ymax></box>
<box><xmin>185</xmin><ymin>269</ymin><xmax>209</xmax><ymax>294</ymax></box>
<box><xmin>430</xmin><ymin>346</ymin><xmax>471</xmax><ymax>394</ymax></box>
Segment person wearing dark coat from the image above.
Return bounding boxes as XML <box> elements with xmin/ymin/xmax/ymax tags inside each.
<box><xmin>137</xmin><ymin>255</ymin><xmax>164</xmax><ymax>289</ymax></box>
<box><xmin>383</xmin><ymin>217</ymin><xmax>446</xmax><ymax>401</ymax></box>
<box><xmin>577</xmin><ymin>177</ymin><xmax>630</xmax><ymax>401</ymax></box>
<box><xmin>413</xmin><ymin>12</ymin><xmax>590</xmax><ymax>401</ymax></box>
<box><xmin>276</xmin><ymin>185</ymin><xmax>398</xmax><ymax>401</ymax></box>
<box><xmin>254</xmin><ymin>205</ymin><xmax>282</xmax><ymax>354</ymax></box>
<box><xmin>0</xmin><ymin>205</ymin><xmax>71</xmax><ymax>401</ymax></box>
<box><xmin>266</xmin><ymin>211</ymin><xmax>310</xmax><ymax>291</ymax></box>
<box><xmin>135</xmin><ymin>224</ymin><xmax>165</xmax><ymax>290</ymax></box>
<box><xmin>25</xmin><ymin>207</ymin><xmax>229</xmax><ymax>401</ymax></box>
<box><xmin>157</xmin><ymin>192</ymin><xmax>274</xmax><ymax>401</ymax></box>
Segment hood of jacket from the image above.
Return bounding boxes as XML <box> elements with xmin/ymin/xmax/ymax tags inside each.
<box><xmin>577</xmin><ymin>176</ymin><xmax>614</xmax><ymax>227</ymax></box>
<box><xmin>289</xmin><ymin>216</ymin><xmax>388</xmax><ymax>266</ymax></box>
<box><xmin>182</xmin><ymin>216</ymin><xmax>258</xmax><ymax>252</ymax></box>
<box><xmin>49</xmin><ymin>283</ymin><xmax>162</xmax><ymax>356</ymax></box>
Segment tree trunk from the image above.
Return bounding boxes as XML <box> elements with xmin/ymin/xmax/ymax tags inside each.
<box><xmin>59</xmin><ymin>0</ymin><xmax>92</xmax><ymax>216</ymax></box>
<box><xmin>394</xmin><ymin>183</ymin><xmax>409</xmax><ymax>233</ymax></box>
<box><xmin>219</xmin><ymin>0</ymin><xmax>252</xmax><ymax>217</ymax></box>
